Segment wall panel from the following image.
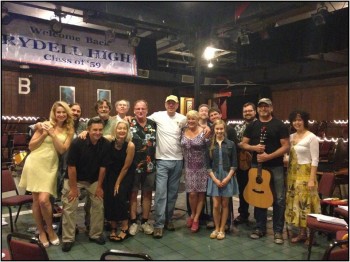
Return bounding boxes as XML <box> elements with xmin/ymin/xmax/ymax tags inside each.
<box><xmin>2</xmin><ymin>69</ymin><xmax>348</xmax><ymax>123</ymax></box>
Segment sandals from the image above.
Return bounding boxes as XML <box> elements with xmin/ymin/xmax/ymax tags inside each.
<box><xmin>291</xmin><ymin>234</ymin><xmax>307</xmax><ymax>243</ymax></box>
<box><xmin>110</xmin><ymin>228</ymin><xmax>130</xmax><ymax>242</ymax></box>
<box><xmin>109</xmin><ymin>229</ymin><xmax>119</xmax><ymax>242</ymax></box>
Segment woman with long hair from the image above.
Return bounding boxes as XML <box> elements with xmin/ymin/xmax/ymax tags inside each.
<box><xmin>19</xmin><ymin>101</ymin><xmax>74</xmax><ymax>247</ymax></box>
<box><xmin>285</xmin><ymin>110</ymin><xmax>320</xmax><ymax>243</ymax></box>
<box><xmin>207</xmin><ymin>119</ymin><xmax>238</xmax><ymax>240</ymax></box>
<box><xmin>104</xmin><ymin>120</ymin><xmax>135</xmax><ymax>242</ymax></box>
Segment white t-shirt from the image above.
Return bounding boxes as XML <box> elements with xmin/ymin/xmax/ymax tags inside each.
<box><xmin>148</xmin><ymin>111</ymin><xmax>187</xmax><ymax>160</ymax></box>
<box><xmin>290</xmin><ymin>132</ymin><xmax>319</xmax><ymax>166</ymax></box>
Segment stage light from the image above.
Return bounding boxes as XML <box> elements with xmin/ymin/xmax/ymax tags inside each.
<box><xmin>312</xmin><ymin>5</ymin><xmax>329</xmax><ymax>26</ymax></box>
<box><xmin>2</xmin><ymin>6</ymin><xmax>12</xmax><ymax>25</ymax></box>
<box><xmin>128</xmin><ymin>28</ymin><xmax>141</xmax><ymax>47</ymax></box>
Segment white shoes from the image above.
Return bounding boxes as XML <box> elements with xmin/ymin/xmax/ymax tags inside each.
<box><xmin>129</xmin><ymin>223</ymin><xmax>140</xmax><ymax>236</ymax></box>
<box><xmin>140</xmin><ymin>222</ymin><xmax>154</xmax><ymax>235</ymax></box>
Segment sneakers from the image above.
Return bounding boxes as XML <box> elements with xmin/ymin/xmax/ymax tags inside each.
<box><xmin>140</xmin><ymin>222</ymin><xmax>154</xmax><ymax>235</ymax></box>
<box><xmin>250</xmin><ymin>229</ymin><xmax>266</xmax><ymax>239</ymax></box>
<box><xmin>165</xmin><ymin>221</ymin><xmax>175</xmax><ymax>231</ymax></box>
<box><xmin>153</xmin><ymin>228</ymin><xmax>163</xmax><ymax>239</ymax></box>
<box><xmin>129</xmin><ymin>223</ymin><xmax>139</xmax><ymax>236</ymax></box>
<box><xmin>274</xmin><ymin>232</ymin><xmax>284</xmax><ymax>244</ymax></box>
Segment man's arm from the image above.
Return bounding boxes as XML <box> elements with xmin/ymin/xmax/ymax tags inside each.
<box><xmin>257</xmin><ymin>137</ymin><xmax>290</xmax><ymax>163</ymax></box>
<box><xmin>67</xmin><ymin>165</ymin><xmax>79</xmax><ymax>202</ymax></box>
<box><xmin>95</xmin><ymin>167</ymin><xmax>106</xmax><ymax>200</ymax></box>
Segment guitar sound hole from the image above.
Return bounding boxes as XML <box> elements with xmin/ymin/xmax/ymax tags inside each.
<box><xmin>256</xmin><ymin>176</ymin><xmax>263</xmax><ymax>184</ymax></box>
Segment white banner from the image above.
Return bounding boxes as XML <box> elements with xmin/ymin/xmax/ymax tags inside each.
<box><xmin>2</xmin><ymin>18</ymin><xmax>137</xmax><ymax>76</ymax></box>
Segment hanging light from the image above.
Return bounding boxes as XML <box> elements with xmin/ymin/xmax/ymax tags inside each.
<box><xmin>50</xmin><ymin>10</ymin><xmax>65</xmax><ymax>33</ymax></box>
<box><xmin>208</xmin><ymin>61</ymin><xmax>213</xmax><ymax>68</ymax></box>
<box><xmin>128</xmin><ymin>28</ymin><xmax>141</xmax><ymax>47</ymax></box>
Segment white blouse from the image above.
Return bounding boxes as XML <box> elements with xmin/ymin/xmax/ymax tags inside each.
<box><xmin>290</xmin><ymin>132</ymin><xmax>319</xmax><ymax>167</ymax></box>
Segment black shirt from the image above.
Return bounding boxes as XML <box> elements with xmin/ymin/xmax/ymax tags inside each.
<box><xmin>66</xmin><ymin>135</ymin><xmax>110</xmax><ymax>183</ymax></box>
<box><xmin>244</xmin><ymin>118</ymin><xmax>289</xmax><ymax>167</ymax></box>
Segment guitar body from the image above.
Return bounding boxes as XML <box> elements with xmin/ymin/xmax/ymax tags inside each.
<box><xmin>243</xmin><ymin>167</ymin><xmax>273</xmax><ymax>208</ymax></box>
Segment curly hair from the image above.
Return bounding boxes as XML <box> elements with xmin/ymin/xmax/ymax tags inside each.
<box><xmin>49</xmin><ymin>101</ymin><xmax>74</xmax><ymax>134</ymax></box>
<box><xmin>289</xmin><ymin>110</ymin><xmax>310</xmax><ymax>130</ymax></box>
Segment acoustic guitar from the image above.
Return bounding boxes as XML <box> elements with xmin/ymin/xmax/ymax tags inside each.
<box><xmin>243</xmin><ymin>126</ymin><xmax>273</xmax><ymax>208</ymax></box>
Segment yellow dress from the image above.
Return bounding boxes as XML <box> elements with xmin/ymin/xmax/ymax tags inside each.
<box><xmin>285</xmin><ymin>145</ymin><xmax>321</xmax><ymax>228</ymax></box>
<box><xmin>19</xmin><ymin>132</ymin><xmax>67</xmax><ymax>198</ymax></box>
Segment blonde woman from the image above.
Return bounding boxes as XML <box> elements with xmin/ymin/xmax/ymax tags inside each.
<box><xmin>207</xmin><ymin>119</ymin><xmax>238</xmax><ymax>240</ymax></box>
<box><xmin>19</xmin><ymin>101</ymin><xmax>74</xmax><ymax>247</ymax></box>
<box><xmin>104</xmin><ymin>120</ymin><xmax>136</xmax><ymax>242</ymax></box>
<box><xmin>180</xmin><ymin>110</ymin><xmax>208</xmax><ymax>233</ymax></box>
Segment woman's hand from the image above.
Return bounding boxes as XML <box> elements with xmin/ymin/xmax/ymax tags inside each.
<box><xmin>114</xmin><ymin>184</ymin><xmax>120</xmax><ymax>196</ymax></box>
<box><xmin>308</xmin><ymin>180</ymin><xmax>315</xmax><ymax>190</ymax></box>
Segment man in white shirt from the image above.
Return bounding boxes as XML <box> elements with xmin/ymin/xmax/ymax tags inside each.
<box><xmin>148</xmin><ymin>95</ymin><xmax>187</xmax><ymax>238</ymax></box>
<box><xmin>114</xmin><ymin>99</ymin><xmax>130</xmax><ymax>121</ymax></box>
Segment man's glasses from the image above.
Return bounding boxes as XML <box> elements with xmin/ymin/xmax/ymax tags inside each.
<box><xmin>243</xmin><ymin>110</ymin><xmax>254</xmax><ymax>113</ymax></box>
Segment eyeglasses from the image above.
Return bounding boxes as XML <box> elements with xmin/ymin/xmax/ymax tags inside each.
<box><xmin>258</xmin><ymin>104</ymin><xmax>270</xmax><ymax>108</ymax></box>
<box><xmin>243</xmin><ymin>110</ymin><xmax>254</xmax><ymax>113</ymax></box>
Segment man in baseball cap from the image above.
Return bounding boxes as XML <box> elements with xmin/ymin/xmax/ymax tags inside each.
<box><xmin>257</xmin><ymin>98</ymin><xmax>272</xmax><ymax>106</ymax></box>
<box><xmin>165</xmin><ymin>95</ymin><xmax>179</xmax><ymax>103</ymax></box>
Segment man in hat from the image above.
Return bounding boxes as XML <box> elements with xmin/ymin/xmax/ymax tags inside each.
<box><xmin>147</xmin><ymin>95</ymin><xmax>187</xmax><ymax>238</ymax></box>
<box><xmin>241</xmin><ymin>98</ymin><xmax>290</xmax><ymax>244</ymax></box>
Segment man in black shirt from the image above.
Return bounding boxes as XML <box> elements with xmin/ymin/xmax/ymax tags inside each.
<box><xmin>241</xmin><ymin>98</ymin><xmax>289</xmax><ymax>244</ymax></box>
<box><xmin>61</xmin><ymin>117</ymin><xmax>110</xmax><ymax>252</ymax></box>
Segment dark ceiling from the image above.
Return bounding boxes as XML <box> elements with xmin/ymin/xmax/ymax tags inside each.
<box><xmin>2</xmin><ymin>1</ymin><xmax>349</xmax><ymax>87</ymax></box>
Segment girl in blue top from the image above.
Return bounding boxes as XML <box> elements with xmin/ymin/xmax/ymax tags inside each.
<box><xmin>207</xmin><ymin>119</ymin><xmax>238</xmax><ymax>240</ymax></box>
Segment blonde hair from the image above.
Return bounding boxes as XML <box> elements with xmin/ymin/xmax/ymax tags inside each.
<box><xmin>209</xmin><ymin>119</ymin><xmax>226</xmax><ymax>159</ymax></box>
<box><xmin>49</xmin><ymin>101</ymin><xmax>74</xmax><ymax>134</ymax></box>
<box><xmin>113</xmin><ymin>120</ymin><xmax>132</xmax><ymax>142</ymax></box>
<box><xmin>186</xmin><ymin>110</ymin><xmax>199</xmax><ymax>120</ymax></box>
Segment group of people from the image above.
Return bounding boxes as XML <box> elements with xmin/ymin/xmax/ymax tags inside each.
<box><xmin>18</xmin><ymin>95</ymin><xmax>320</xmax><ymax>252</ymax></box>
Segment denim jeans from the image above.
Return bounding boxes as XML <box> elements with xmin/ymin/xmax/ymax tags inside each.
<box><xmin>253</xmin><ymin>165</ymin><xmax>285</xmax><ymax>233</ymax></box>
<box><xmin>154</xmin><ymin>159</ymin><xmax>183</xmax><ymax>228</ymax></box>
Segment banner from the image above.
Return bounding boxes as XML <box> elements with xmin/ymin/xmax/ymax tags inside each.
<box><xmin>1</xmin><ymin>18</ymin><xmax>137</xmax><ymax>76</ymax></box>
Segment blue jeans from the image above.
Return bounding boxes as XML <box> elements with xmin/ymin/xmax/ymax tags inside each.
<box><xmin>253</xmin><ymin>165</ymin><xmax>285</xmax><ymax>233</ymax></box>
<box><xmin>154</xmin><ymin>160</ymin><xmax>183</xmax><ymax>228</ymax></box>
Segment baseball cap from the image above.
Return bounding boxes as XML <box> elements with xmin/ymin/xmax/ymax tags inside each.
<box><xmin>165</xmin><ymin>95</ymin><xmax>179</xmax><ymax>103</ymax></box>
<box><xmin>258</xmin><ymin>98</ymin><xmax>272</xmax><ymax>106</ymax></box>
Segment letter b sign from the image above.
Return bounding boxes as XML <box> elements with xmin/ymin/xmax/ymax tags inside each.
<box><xmin>18</xmin><ymin>77</ymin><xmax>31</xmax><ymax>94</ymax></box>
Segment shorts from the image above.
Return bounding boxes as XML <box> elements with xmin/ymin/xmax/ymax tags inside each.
<box><xmin>131</xmin><ymin>171</ymin><xmax>155</xmax><ymax>192</ymax></box>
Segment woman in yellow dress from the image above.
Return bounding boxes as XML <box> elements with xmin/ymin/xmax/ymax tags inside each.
<box><xmin>285</xmin><ymin>110</ymin><xmax>320</xmax><ymax>243</ymax></box>
<box><xmin>19</xmin><ymin>101</ymin><xmax>74</xmax><ymax>247</ymax></box>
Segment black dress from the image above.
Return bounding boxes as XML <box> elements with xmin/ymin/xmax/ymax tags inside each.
<box><xmin>104</xmin><ymin>141</ymin><xmax>135</xmax><ymax>221</ymax></box>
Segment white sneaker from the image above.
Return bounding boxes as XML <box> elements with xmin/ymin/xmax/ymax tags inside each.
<box><xmin>129</xmin><ymin>223</ymin><xmax>139</xmax><ymax>236</ymax></box>
<box><xmin>140</xmin><ymin>222</ymin><xmax>154</xmax><ymax>235</ymax></box>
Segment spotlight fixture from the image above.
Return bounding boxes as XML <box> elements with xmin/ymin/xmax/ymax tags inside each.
<box><xmin>105</xmin><ymin>29</ymin><xmax>115</xmax><ymax>44</ymax></box>
<box><xmin>50</xmin><ymin>10</ymin><xmax>65</xmax><ymax>33</ymax></box>
<box><xmin>238</xmin><ymin>29</ymin><xmax>250</xmax><ymax>46</ymax></box>
<box><xmin>312</xmin><ymin>5</ymin><xmax>329</xmax><ymax>26</ymax></box>
<box><xmin>2</xmin><ymin>6</ymin><xmax>12</xmax><ymax>25</ymax></box>
<box><xmin>128</xmin><ymin>28</ymin><xmax>141</xmax><ymax>47</ymax></box>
